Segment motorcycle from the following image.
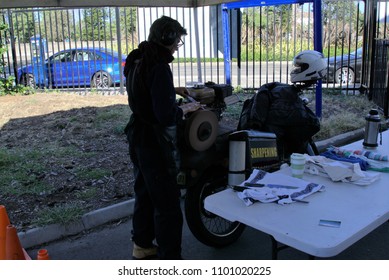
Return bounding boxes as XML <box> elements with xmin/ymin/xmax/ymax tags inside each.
<box><xmin>176</xmin><ymin>82</ymin><xmax>319</xmax><ymax>248</ymax></box>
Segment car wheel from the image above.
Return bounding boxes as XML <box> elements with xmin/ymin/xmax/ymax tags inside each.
<box><xmin>20</xmin><ymin>74</ymin><xmax>36</xmax><ymax>88</ymax></box>
<box><xmin>92</xmin><ymin>71</ymin><xmax>112</xmax><ymax>89</ymax></box>
<box><xmin>335</xmin><ymin>67</ymin><xmax>355</xmax><ymax>85</ymax></box>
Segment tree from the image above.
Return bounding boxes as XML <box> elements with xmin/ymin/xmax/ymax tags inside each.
<box><xmin>11</xmin><ymin>10</ymin><xmax>36</xmax><ymax>43</ymax></box>
<box><xmin>39</xmin><ymin>10</ymin><xmax>74</xmax><ymax>42</ymax></box>
<box><xmin>322</xmin><ymin>0</ymin><xmax>364</xmax><ymax>50</ymax></box>
<box><xmin>241</xmin><ymin>5</ymin><xmax>308</xmax><ymax>47</ymax></box>
<box><xmin>83</xmin><ymin>8</ymin><xmax>110</xmax><ymax>41</ymax></box>
<box><xmin>119</xmin><ymin>7</ymin><xmax>137</xmax><ymax>45</ymax></box>
<box><xmin>241</xmin><ymin>7</ymin><xmax>264</xmax><ymax>46</ymax></box>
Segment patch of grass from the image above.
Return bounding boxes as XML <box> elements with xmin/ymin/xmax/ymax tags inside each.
<box><xmin>0</xmin><ymin>148</ymin><xmax>54</xmax><ymax>196</ymax></box>
<box><xmin>24</xmin><ymin>149</ymin><xmax>46</xmax><ymax>162</ymax></box>
<box><xmin>96</xmin><ymin>108</ymin><xmax>123</xmax><ymax>121</ymax></box>
<box><xmin>76</xmin><ymin>167</ymin><xmax>111</xmax><ymax>180</ymax></box>
<box><xmin>95</xmin><ymin>106</ymin><xmax>128</xmax><ymax>124</ymax></box>
<box><xmin>310</xmin><ymin>92</ymin><xmax>377</xmax><ymax>141</ymax></box>
<box><xmin>46</xmin><ymin>145</ymin><xmax>81</xmax><ymax>158</ymax></box>
<box><xmin>75</xmin><ymin>187</ymin><xmax>99</xmax><ymax>200</ymax></box>
<box><xmin>224</xmin><ymin>92</ymin><xmax>251</xmax><ymax>120</ymax></box>
<box><xmin>113</xmin><ymin>124</ymin><xmax>127</xmax><ymax>135</ymax></box>
<box><xmin>33</xmin><ymin>203</ymin><xmax>84</xmax><ymax>226</ymax></box>
<box><xmin>95</xmin><ymin>106</ymin><xmax>129</xmax><ymax>135</ymax></box>
<box><xmin>0</xmin><ymin>148</ymin><xmax>17</xmax><ymax>167</ymax></box>
<box><xmin>315</xmin><ymin>111</ymin><xmax>365</xmax><ymax>140</ymax></box>
<box><xmin>1</xmin><ymin>181</ymin><xmax>52</xmax><ymax>196</ymax></box>
<box><xmin>69</xmin><ymin>116</ymin><xmax>78</xmax><ymax>122</ymax></box>
<box><xmin>82</xmin><ymin>151</ymin><xmax>98</xmax><ymax>159</ymax></box>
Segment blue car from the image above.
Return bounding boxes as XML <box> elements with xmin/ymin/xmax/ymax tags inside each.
<box><xmin>18</xmin><ymin>48</ymin><xmax>126</xmax><ymax>89</ymax></box>
<box><xmin>324</xmin><ymin>47</ymin><xmax>363</xmax><ymax>85</ymax></box>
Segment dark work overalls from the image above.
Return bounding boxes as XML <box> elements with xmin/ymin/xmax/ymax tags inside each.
<box><xmin>124</xmin><ymin>41</ymin><xmax>183</xmax><ymax>259</ymax></box>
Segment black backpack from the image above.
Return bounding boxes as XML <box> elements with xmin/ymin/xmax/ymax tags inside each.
<box><xmin>237</xmin><ymin>82</ymin><xmax>320</xmax><ymax>158</ymax></box>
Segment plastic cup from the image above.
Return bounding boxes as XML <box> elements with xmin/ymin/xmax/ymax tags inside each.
<box><xmin>290</xmin><ymin>153</ymin><xmax>306</xmax><ymax>179</ymax></box>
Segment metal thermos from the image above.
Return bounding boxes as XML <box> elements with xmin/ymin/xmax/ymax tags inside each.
<box><xmin>363</xmin><ymin>109</ymin><xmax>381</xmax><ymax>149</ymax></box>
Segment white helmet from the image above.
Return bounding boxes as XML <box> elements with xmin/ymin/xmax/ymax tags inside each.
<box><xmin>290</xmin><ymin>50</ymin><xmax>327</xmax><ymax>83</ymax></box>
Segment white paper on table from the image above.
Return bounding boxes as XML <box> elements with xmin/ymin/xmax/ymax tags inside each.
<box><xmin>305</xmin><ymin>155</ymin><xmax>380</xmax><ymax>186</ymax></box>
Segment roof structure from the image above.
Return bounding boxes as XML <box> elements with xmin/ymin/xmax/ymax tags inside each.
<box><xmin>0</xmin><ymin>0</ymin><xmax>240</xmax><ymax>9</ymax></box>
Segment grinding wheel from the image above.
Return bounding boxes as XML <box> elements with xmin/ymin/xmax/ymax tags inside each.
<box><xmin>184</xmin><ymin>110</ymin><xmax>218</xmax><ymax>151</ymax></box>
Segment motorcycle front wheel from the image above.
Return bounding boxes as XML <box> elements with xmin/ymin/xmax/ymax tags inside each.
<box><xmin>184</xmin><ymin>170</ymin><xmax>246</xmax><ymax>247</ymax></box>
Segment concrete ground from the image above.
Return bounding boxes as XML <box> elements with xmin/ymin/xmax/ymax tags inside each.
<box><xmin>24</xmin><ymin>197</ymin><xmax>389</xmax><ymax>260</ymax></box>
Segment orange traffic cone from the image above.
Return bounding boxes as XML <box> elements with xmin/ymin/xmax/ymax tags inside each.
<box><xmin>37</xmin><ymin>249</ymin><xmax>50</xmax><ymax>260</ymax></box>
<box><xmin>0</xmin><ymin>205</ymin><xmax>11</xmax><ymax>260</ymax></box>
<box><xmin>5</xmin><ymin>224</ymin><xmax>26</xmax><ymax>260</ymax></box>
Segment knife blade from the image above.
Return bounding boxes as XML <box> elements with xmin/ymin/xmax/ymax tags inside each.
<box><xmin>230</xmin><ymin>185</ymin><xmax>309</xmax><ymax>203</ymax></box>
<box><xmin>243</xmin><ymin>182</ymin><xmax>300</xmax><ymax>189</ymax></box>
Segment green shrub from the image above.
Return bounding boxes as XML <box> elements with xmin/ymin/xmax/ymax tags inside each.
<box><xmin>0</xmin><ymin>24</ymin><xmax>34</xmax><ymax>96</ymax></box>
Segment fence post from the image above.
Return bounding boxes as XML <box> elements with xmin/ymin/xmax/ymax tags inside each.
<box><xmin>313</xmin><ymin>0</ymin><xmax>323</xmax><ymax>119</ymax></box>
<box><xmin>222</xmin><ymin>4</ymin><xmax>231</xmax><ymax>85</ymax></box>
<box><xmin>115</xmin><ymin>7</ymin><xmax>125</xmax><ymax>94</ymax></box>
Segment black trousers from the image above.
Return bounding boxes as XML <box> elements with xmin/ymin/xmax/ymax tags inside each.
<box><xmin>130</xmin><ymin>124</ymin><xmax>183</xmax><ymax>260</ymax></box>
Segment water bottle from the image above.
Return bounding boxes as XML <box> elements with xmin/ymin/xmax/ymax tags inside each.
<box><xmin>363</xmin><ymin>109</ymin><xmax>381</xmax><ymax>149</ymax></box>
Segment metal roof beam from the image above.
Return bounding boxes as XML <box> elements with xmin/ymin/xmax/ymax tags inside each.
<box><xmin>0</xmin><ymin>0</ymin><xmax>240</xmax><ymax>9</ymax></box>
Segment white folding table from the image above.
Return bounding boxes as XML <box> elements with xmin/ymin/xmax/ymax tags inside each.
<box><xmin>204</xmin><ymin>131</ymin><xmax>389</xmax><ymax>258</ymax></box>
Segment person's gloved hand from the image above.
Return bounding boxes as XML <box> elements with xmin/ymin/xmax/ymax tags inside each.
<box><xmin>179</xmin><ymin>102</ymin><xmax>202</xmax><ymax>115</ymax></box>
<box><xmin>175</xmin><ymin>87</ymin><xmax>189</xmax><ymax>97</ymax></box>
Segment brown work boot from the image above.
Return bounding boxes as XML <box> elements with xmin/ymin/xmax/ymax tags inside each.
<box><xmin>132</xmin><ymin>243</ymin><xmax>158</xmax><ymax>260</ymax></box>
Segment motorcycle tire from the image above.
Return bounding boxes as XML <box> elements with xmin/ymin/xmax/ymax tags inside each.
<box><xmin>184</xmin><ymin>169</ymin><xmax>246</xmax><ymax>247</ymax></box>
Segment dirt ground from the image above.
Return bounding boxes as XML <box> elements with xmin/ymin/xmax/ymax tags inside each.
<box><xmin>0</xmin><ymin>93</ymin><xmax>135</xmax><ymax>231</ymax></box>
<box><xmin>0</xmin><ymin>90</ymin><xmax>370</xmax><ymax>231</ymax></box>
<box><xmin>0</xmin><ymin>92</ymin><xmax>242</xmax><ymax>231</ymax></box>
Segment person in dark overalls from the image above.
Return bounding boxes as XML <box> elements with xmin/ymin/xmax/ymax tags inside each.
<box><xmin>123</xmin><ymin>16</ymin><xmax>199</xmax><ymax>260</ymax></box>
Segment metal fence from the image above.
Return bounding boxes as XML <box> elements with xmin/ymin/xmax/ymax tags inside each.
<box><xmin>371</xmin><ymin>39</ymin><xmax>389</xmax><ymax>115</ymax></box>
<box><xmin>0</xmin><ymin>1</ymin><xmax>387</xmax><ymax>94</ymax></box>
<box><xmin>369</xmin><ymin>1</ymin><xmax>389</xmax><ymax>116</ymax></box>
